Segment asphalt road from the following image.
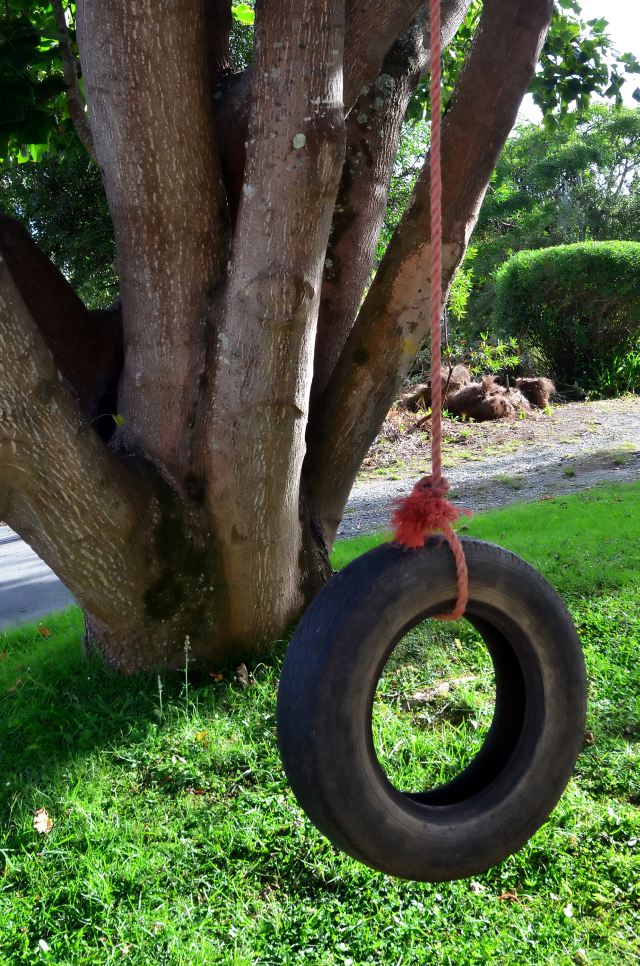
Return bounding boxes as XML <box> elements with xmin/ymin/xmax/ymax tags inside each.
<box><xmin>0</xmin><ymin>525</ymin><xmax>75</xmax><ymax>632</ymax></box>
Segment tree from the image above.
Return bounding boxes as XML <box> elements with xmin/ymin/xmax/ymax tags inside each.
<box><xmin>0</xmin><ymin>0</ymin><xmax>637</xmax><ymax>672</ymax></box>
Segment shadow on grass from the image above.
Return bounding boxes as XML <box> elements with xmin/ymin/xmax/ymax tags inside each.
<box><xmin>0</xmin><ymin>610</ymin><xmax>282</xmax><ymax>828</ymax></box>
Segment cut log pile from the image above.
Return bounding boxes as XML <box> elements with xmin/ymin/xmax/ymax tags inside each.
<box><xmin>398</xmin><ymin>370</ymin><xmax>555</xmax><ymax>423</ymax></box>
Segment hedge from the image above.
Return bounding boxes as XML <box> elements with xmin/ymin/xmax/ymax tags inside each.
<box><xmin>493</xmin><ymin>241</ymin><xmax>640</xmax><ymax>394</ymax></box>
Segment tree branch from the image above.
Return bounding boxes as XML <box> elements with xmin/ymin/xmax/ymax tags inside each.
<box><xmin>0</xmin><ymin>252</ymin><xmax>149</xmax><ymax>634</ymax></box>
<box><xmin>206</xmin><ymin>0</ymin><xmax>233</xmax><ymax>76</ymax></box>
<box><xmin>51</xmin><ymin>0</ymin><xmax>96</xmax><ymax>160</ymax></box>
<box><xmin>214</xmin><ymin>0</ymin><xmax>447</xmax><ymax>224</ymax></box>
<box><xmin>313</xmin><ymin>0</ymin><xmax>472</xmax><ymax>400</ymax></box>
<box><xmin>344</xmin><ymin>0</ymin><xmax>470</xmax><ymax>107</ymax></box>
<box><xmin>77</xmin><ymin>0</ymin><xmax>230</xmax><ymax>479</ymax></box>
<box><xmin>305</xmin><ymin>0</ymin><xmax>554</xmax><ymax>543</ymax></box>
<box><xmin>0</xmin><ymin>215</ymin><xmax>122</xmax><ymax>421</ymax></box>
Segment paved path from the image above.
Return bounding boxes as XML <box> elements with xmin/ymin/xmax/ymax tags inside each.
<box><xmin>0</xmin><ymin>525</ymin><xmax>75</xmax><ymax>632</ymax></box>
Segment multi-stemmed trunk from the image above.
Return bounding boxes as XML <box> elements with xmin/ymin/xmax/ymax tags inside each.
<box><xmin>0</xmin><ymin>0</ymin><xmax>553</xmax><ymax>672</ymax></box>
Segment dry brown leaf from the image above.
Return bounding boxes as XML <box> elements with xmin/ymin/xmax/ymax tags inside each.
<box><xmin>33</xmin><ymin>808</ymin><xmax>53</xmax><ymax>835</ymax></box>
<box><xmin>37</xmin><ymin>626</ymin><xmax>52</xmax><ymax>638</ymax></box>
<box><xmin>498</xmin><ymin>891</ymin><xmax>521</xmax><ymax>903</ymax></box>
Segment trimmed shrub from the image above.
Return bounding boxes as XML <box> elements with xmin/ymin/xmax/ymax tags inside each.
<box><xmin>493</xmin><ymin>242</ymin><xmax>640</xmax><ymax>395</ymax></box>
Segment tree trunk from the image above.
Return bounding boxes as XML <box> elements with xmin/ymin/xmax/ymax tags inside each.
<box><xmin>0</xmin><ymin>0</ymin><xmax>554</xmax><ymax>672</ymax></box>
<box><xmin>199</xmin><ymin>0</ymin><xmax>345</xmax><ymax>647</ymax></box>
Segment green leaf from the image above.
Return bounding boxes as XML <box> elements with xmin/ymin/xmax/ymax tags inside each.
<box><xmin>231</xmin><ymin>3</ymin><xmax>254</xmax><ymax>25</ymax></box>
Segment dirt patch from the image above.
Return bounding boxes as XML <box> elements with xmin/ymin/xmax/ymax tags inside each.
<box><xmin>340</xmin><ymin>396</ymin><xmax>640</xmax><ymax>538</ymax></box>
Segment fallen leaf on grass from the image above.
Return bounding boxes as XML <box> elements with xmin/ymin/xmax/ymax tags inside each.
<box><xmin>33</xmin><ymin>808</ymin><xmax>53</xmax><ymax>835</ymax></box>
<box><xmin>37</xmin><ymin>626</ymin><xmax>51</xmax><ymax>638</ymax></box>
<box><xmin>498</xmin><ymin>891</ymin><xmax>521</xmax><ymax>903</ymax></box>
<box><xmin>195</xmin><ymin>730</ymin><xmax>208</xmax><ymax>743</ymax></box>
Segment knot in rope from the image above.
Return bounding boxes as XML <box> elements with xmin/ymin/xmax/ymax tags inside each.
<box><xmin>391</xmin><ymin>476</ymin><xmax>462</xmax><ymax>549</ymax></box>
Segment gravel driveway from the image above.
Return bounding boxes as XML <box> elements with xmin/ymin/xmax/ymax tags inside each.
<box><xmin>338</xmin><ymin>396</ymin><xmax>640</xmax><ymax>539</ymax></box>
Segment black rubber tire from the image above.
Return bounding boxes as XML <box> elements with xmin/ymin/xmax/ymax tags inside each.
<box><xmin>277</xmin><ymin>538</ymin><xmax>587</xmax><ymax>882</ymax></box>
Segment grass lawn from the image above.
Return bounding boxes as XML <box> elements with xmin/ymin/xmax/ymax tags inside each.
<box><xmin>1</xmin><ymin>482</ymin><xmax>639</xmax><ymax>964</ymax></box>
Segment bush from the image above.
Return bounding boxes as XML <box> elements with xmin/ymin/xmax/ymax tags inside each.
<box><xmin>493</xmin><ymin>241</ymin><xmax>640</xmax><ymax>395</ymax></box>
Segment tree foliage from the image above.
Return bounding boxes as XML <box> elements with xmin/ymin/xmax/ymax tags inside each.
<box><xmin>0</xmin><ymin>1</ymin><xmax>71</xmax><ymax>161</ymax></box>
<box><xmin>464</xmin><ymin>105</ymin><xmax>640</xmax><ymax>332</ymax></box>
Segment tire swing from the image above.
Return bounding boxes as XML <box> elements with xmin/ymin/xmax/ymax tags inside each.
<box><xmin>277</xmin><ymin>0</ymin><xmax>587</xmax><ymax>882</ymax></box>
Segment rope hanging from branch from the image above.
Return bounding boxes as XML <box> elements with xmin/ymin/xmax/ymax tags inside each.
<box><xmin>391</xmin><ymin>0</ymin><xmax>471</xmax><ymax>621</ymax></box>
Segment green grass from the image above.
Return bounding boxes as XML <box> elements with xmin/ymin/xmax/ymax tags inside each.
<box><xmin>1</xmin><ymin>482</ymin><xmax>640</xmax><ymax>963</ymax></box>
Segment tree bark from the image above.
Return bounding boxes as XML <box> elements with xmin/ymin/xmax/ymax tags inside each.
<box><xmin>0</xmin><ymin>248</ymin><xmax>234</xmax><ymax>671</ymax></box>
<box><xmin>213</xmin><ymin>0</ymin><xmax>429</xmax><ymax>225</ymax></box>
<box><xmin>77</xmin><ymin>0</ymin><xmax>230</xmax><ymax>481</ymax></box>
<box><xmin>199</xmin><ymin>0</ymin><xmax>346</xmax><ymax>646</ymax></box>
<box><xmin>306</xmin><ymin>0</ymin><xmax>554</xmax><ymax>544</ymax></box>
<box><xmin>206</xmin><ymin>0</ymin><xmax>233</xmax><ymax>76</ymax></box>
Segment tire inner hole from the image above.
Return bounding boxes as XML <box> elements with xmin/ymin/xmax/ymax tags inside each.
<box><xmin>371</xmin><ymin>615</ymin><xmax>526</xmax><ymax>802</ymax></box>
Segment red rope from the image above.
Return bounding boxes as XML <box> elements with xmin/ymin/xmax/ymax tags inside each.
<box><xmin>391</xmin><ymin>0</ymin><xmax>471</xmax><ymax>621</ymax></box>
